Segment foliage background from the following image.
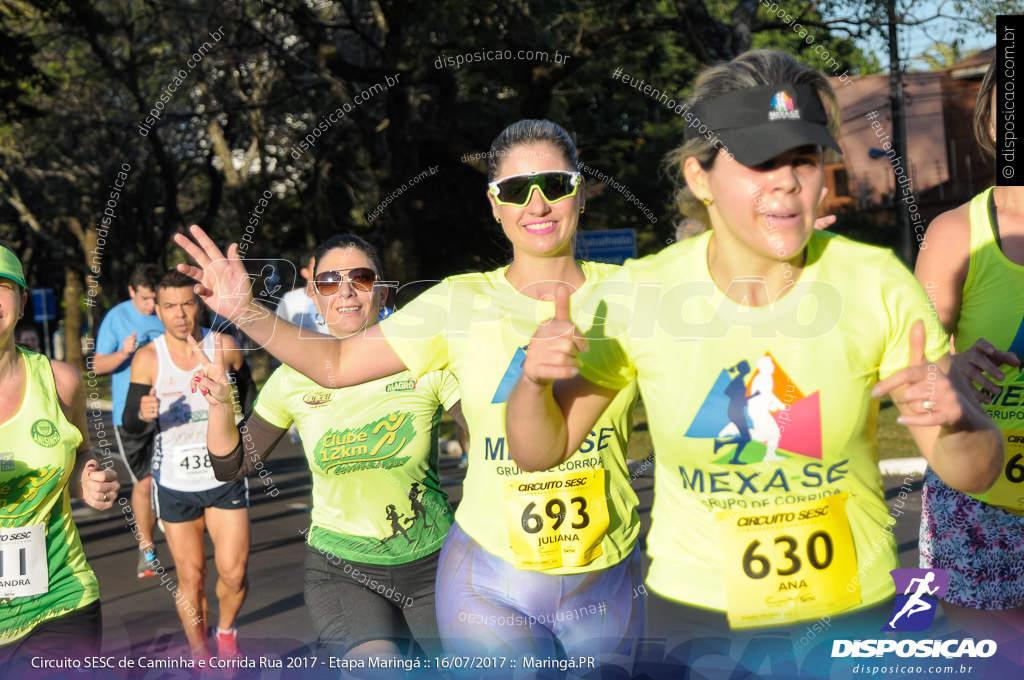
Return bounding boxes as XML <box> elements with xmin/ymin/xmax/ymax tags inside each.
<box><xmin>0</xmin><ymin>0</ymin><xmax>1001</xmax><ymax>369</ymax></box>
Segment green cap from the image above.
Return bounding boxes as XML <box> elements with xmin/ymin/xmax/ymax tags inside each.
<box><xmin>0</xmin><ymin>246</ymin><xmax>26</xmax><ymax>289</ymax></box>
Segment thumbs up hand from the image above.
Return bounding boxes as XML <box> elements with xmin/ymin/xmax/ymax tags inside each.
<box><xmin>870</xmin><ymin>320</ymin><xmax>964</xmax><ymax>427</ymax></box>
<box><xmin>521</xmin><ymin>284</ymin><xmax>589</xmax><ymax>386</ymax></box>
<box><xmin>140</xmin><ymin>387</ymin><xmax>160</xmax><ymax>422</ymax></box>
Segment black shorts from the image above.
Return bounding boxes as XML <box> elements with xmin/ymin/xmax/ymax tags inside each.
<box><xmin>637</xmin><ymin>591</ymin><xmax>893</xmax><ymax>679</ymax></box>
<box><xmin>114</xmin><ymin>425</ymin><xmax>155</xmax><ymax>482</ymax></box>
<box><xmin>153</xmin><ymin>480</ymin><xmax>248</xmax><ymax>523</ymax></box>
<box><xmin>303</xmin><ymin>543</ymin><xmax>441</xmax><ymax>657</ymax></box>
<box><xmin>0</xmin><ymin>599</ymin><xmax>102</xmax><ymax>678</ymax></box>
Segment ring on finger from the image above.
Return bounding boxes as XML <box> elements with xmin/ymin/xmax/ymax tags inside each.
<box><xmin>103</xmin><ymin>493</ymin><xmax>109</xmax><ymax>502</ymax></box>
<box><xmin>922</xmin><ymin>399</ymin><xmax>936</xmax><ymax>413</ymax></box>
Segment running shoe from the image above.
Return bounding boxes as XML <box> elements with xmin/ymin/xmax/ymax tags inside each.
<box><xmin>216</xmin><ymin>627</ymin><xmax>241</xmax><ymax>660</ymax></box>
<box><xmin>137</xmin><ymin>546</ymin><xmax>158</xmax><ymax>578</ymax></box>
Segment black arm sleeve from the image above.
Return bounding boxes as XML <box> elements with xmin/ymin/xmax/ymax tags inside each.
<box><xmin>227</xmin><ymin>360</ymin><xmax>258</xmax><ymax>415</ymax></box>
<box><xmin>209</xmin><ymin>410</ymin><xmax>289</xmax><ymax>482</ymax></box>
<box><xmin>122</xmin><ymin>382</ymin><xmax>156</xmax><ymax>436</ymax></box>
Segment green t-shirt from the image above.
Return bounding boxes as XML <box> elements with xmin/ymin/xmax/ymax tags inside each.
<box><xmin>254</xmin><ymin>365</ymin><xmax>459</xmax><ymax>565</ymax></box>
<box><xmin>1</xmin><ymin>349</ymin><xmax>96</xmax><ymax>644</ymax></box>
<box><xmin>577</xmin><ymin>231</ymin><xmax>948</xmax><ymax>619</ymax></box>
<box><xmin>379</xmin><ymin>262</ymin><xmax>640</xmax><ymax>574</ymax></box>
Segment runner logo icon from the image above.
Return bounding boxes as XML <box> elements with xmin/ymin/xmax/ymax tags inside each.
<box><xmin>882</xmin><ymin>568</ymin><xmax>949</xmax><ymax>632</ymax></box>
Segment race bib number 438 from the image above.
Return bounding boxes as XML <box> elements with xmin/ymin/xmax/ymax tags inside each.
<box><xmin>716</xmin><ymin>492</ymin><xmax>860</xmax><ymax>629</ymax></box>
<box><xmin>504</xmin><ymin>469</ymin><xmax>609</xmax><ymax>570</ymax></box>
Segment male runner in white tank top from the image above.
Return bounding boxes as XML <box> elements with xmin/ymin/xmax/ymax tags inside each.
<box><xmin>121</xmin><ymin>270</ymin><xmax>249</xmax><ymax>662</ymax></box>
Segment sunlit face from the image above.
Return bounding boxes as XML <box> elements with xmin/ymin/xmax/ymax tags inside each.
<box><xmin>487</xmin><ymin>142</ymin><xmax>583</xmax><ymax>259</ymax></box>
<box><xmin>309</xmin><ymin>247</ymin><xmax>386</xmax><ymax>338</ymax></box>
<box><xmin>155</xmin><ymin>286</ymin><xmax>201</xmax><ymax>341</ymax></box>
<box><xmin>687</xmin><ymin>145</ymin><xmax>825</xmax><ymax>265</ymax></box>
<box><xmin>0</xmin><ymin>279</ymin><xmax>25</xmax><ymax>341</ymax></box>
<box><xmin>130</xmin><ymin>285</ymin><xmax>157</xmax><ymax>316</ymax></box>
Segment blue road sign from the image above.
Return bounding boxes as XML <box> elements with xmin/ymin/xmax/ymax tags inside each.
<box><xmin>32</xmin><ymin>288</ymin><xmax>56</xmax><ymax>323</ymax></box>
<box><xmin>575</xmin><ymin>229</ymin><xmax>637</xmax><ymax>265</ymax></box>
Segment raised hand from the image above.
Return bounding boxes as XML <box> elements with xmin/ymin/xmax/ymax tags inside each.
<box><xmin>871</xmin><ymin>320</ymin><xmax>964</xmax><ymax>427</ymax></box>
<box><xmin>521</xmin><ymin>284</ymin><xmax>588</xmax><ymax>385</ymax></box>
<box><xmin>814</xmin><ymin>214</ymin><xmax>837</xmax><ymax>231</ymax></box>
<box><xmin>815</xmin><ymin>187</ymin><xmax>836</xmax><ymax>231</ymax></box>
<box><xmin>140</xmin><ymin>387</ymin><xmax>160</xmax><ymax>422</ymax></box>
<box><xmin>173</xmin><ymin>224</ymin><xmax>255</xmax><ymax>323</ymax></box>
<box><xmin>189</xmin><ymin>334</ymin><xmax>234</xmax><ymax>405</ymax></box>
<box><xmin>81</xmin><ymin>459</ymin><xmax>119</xmax><ymax>511</ymax></box>
<box><xmin>121</xmin><ymin>331</ymin><xmax>138</xmax><ymax>354</ymax></box>
<box><xmin>952</xmin><ymin>338</ymin><xmax>1021</xmax><ymax>405</ymax></box>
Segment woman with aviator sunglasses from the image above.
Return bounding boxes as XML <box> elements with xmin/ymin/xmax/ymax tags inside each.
<box><xmin>176</xmin><ymin>120</ymin><xmax>645</xmax><ymax>665</ymax></box>
<box><xmin>192</xmin><ymin>234</ymin><xmax>465</xmax><ymax>664</ymax></box>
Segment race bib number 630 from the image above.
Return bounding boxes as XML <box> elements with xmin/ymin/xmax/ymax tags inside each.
<box><xmin>716</xmin><ymin>492</ymin><xmax>861</xmax><ymax>629</ymax></box>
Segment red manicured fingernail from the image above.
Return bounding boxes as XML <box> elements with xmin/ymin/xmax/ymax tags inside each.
<box><xmin>193</xmin><ymin>375</ymin><xmax>201</xmax><ymax>382</ymax></box>
<box><xmin>200</xmin><ymin>388</ymin><xmax>209</xmax><ymax>396</ymax></box>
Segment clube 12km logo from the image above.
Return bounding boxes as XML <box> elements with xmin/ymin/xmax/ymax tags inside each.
<box><xmin>831</xmin><ymin>569</ymin><xmax>997</xmax><ymax>660</ymax></box>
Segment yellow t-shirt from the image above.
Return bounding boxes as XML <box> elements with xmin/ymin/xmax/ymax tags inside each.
<box><xmin>254</xmin><ymin>366</ymin><xmax>459</xmax><ymax>565</ymax></box>
<box><xmin>957</xmin><ymin>187</ymin><xmax>1024</xmax><ymax>512</ymax></box>
<box><xmin>379</xmin><ymin>262</ymin><xmax>640</xmax><ymax>574</ymax></box>
<box><xmin>577</xmin><ymin>231</ymin><xmax>947</xmax><ymax>623</ymax></box>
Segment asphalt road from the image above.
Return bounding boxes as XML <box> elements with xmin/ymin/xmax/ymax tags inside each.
<box><xmin>63</xmin><ymin>406</ymin><xmax>927</xmax><ymax>678</ymax></box>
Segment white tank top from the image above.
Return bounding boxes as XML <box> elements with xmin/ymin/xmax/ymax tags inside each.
<box><xmin>151</xmin><ymin>330</ymin><xmax>221</xmax><ymax>492</ymax></box>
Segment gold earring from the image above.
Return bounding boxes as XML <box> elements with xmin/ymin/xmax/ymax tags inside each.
<box><xmin>579</xmin><ymin>206</ymin><xmax>585</xmax><ymax>215</ymax></box>
<box><xmin>495</xmin><ymin>217</ymin><xmax>501</xmax><ymax>224</ymax></box>
<box><xmin>701</xmin><ymin>196</ymin><xmax>712</xmax><ymax>207</ymax></box>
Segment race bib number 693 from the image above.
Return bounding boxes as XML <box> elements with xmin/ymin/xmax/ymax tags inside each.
<box><xmin>504</xmin><ymin>469</ymin><xmax>609</xmax><ymax>570</ymax></box>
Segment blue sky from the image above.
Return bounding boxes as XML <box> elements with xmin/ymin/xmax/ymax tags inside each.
<box><xmin>855</xmin><ymin>0</ymin><xmax>996</xmax><ymax>72</ymax></box>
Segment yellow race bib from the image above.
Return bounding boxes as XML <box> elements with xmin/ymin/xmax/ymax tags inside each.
<box><xmin>716</xmin><ymin>493</ymin><xmax>861</xmax><ymax>629</ymax></box>
<box><xmin>503</xmin><ymin>469</ymin><xmax>609</xmax><ymax>570</ymax></box>
<box><xmin>968</xmin><ymin>428</ymin><xmax>1024</xmax><ymax>513</ymax></box>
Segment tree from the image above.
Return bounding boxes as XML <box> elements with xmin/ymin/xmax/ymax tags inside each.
<box><xmin>0</xmin><ymin>0</ymin><xmax>883</xmax><ymax>361</ymax></box>
<box><xmin>914</xmin><ymin>41</ymin><xmax>980</xmax><ymax>71</ymax></box>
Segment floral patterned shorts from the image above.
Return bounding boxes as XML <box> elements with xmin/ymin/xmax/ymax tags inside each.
<box><xmin>919</xmin><ymin>467</ymin><xmax>1024</xmax><ymax>609</ymax></box>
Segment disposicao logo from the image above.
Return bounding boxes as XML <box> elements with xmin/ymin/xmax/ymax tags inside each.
<box><xmin>883</xmin><ymin>568</ymin><xmax>948</xmax><ymax>632</ymax></box>
<box><xmin>831</xmin><ymin>569</ymin><xmax>997</xmax><ymax>659</ymax></box>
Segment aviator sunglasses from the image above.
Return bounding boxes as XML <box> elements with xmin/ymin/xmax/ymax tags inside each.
<box><xmin>488</xmin><ymin>171</ymin><xmax>581</xmax><ymax>207</ymax></box>
<box><xmin>311</xmin><ymin>267</ymin><xmax>378</xmax><ymax>295</ymax></box>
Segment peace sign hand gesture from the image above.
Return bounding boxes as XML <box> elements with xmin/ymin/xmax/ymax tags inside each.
<box><xmin>188</xmin><ymin>333</ymin><xmax>234</xmax><ymax>406</ymax></box>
